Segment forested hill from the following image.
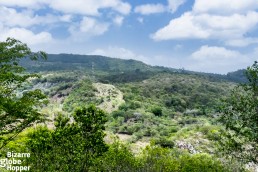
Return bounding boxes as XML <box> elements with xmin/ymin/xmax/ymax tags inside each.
<box><xmin>21</xmin><ymin>53</ymin><xmax>159</xmax><ymax>73</ymax></box>
<box><xmin>3</xmin><ymin>39</ymin><xmax>256</xmax><ymax>171</ymax></box>
<box><xmin>21</xmin><ymin>53</ymin><xmax>246</xmax><ymax>83</ymax></box>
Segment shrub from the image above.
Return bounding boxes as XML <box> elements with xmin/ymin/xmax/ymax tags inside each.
<box><xmin>112</xmin><ymin>110</ymin><xmax>124</xmax><ymax>118</ymax></box>
<box><xmin>154</xmin><ymin>137</ymin><xmax>175</xmax><ymax>148</ymax></box>
<box><xmin>141</xmin><ymin>146</ymin><xmax>229</xmax><ymax>172</ymax></box>
<box><xmin>118</xmin><ymin>103</ymin><xmax>129</xmax><ymax>111</ymax></box>
<box><xmin>128</xmin><ymin>101</ymin><xmax>141</xmax><ymax>109</ymax></box>
<box><xmin>91</xmin><ymin>141</ymin><xmax>142</xmax><ymax>172</ymax></box>
<box><xmin>151</xmin><ymin>106</ymin><xmax>163</xmax><ymax>116</ymax></box>
<box><xmin>180</xmin><ymin>153</ymin><xmax>228</xmax><ymax>172</ymax></box>
<box><xmin>25</xmin><ymin>105</ymin><xmax>108</xmax><ymax>171</ymax></box>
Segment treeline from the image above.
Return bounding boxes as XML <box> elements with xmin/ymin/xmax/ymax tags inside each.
<box><xmin>19</xmin><ymin>53</ymin><xmax>247</xmax><ymax>84</ymax></box>
<box><xmin>1</xmin><ymin>105</ymin><xmax>230</xmax><ymax>172</ymax></box>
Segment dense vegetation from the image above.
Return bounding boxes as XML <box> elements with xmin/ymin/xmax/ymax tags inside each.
<box><xmin>219</xmin><ymin>61</ymin><xmax>258</xmax><ymax>164</ymax></box>
<box><xmin>0</xmin><ymin>38</ymin><xmax>47</xmax><ymax>150</ymax></box>
<box><xmin>0</xmin><ymin>39</ymin><xmax>257</xmax><ymax>171</ymax></box>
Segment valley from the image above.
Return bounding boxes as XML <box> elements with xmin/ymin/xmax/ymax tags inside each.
<box><xmin>1</xmin><ymin>52</ymin><xmax>257</xmax><ymax>171</ymax></box>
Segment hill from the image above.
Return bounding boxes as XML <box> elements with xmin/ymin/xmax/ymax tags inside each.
<box><xmin>27</xmin><ymin>56</ymin><xmax>236</xmax><ymax>155</ymax></box>
<box><xmin>21</xmin><ymin>53</ymin><xmax>246</xmax><ymax>84</ymax></box>
<box><xmin>2</xmin><ymin>39</ymin><xmax>256</xmax><ymax>171</ymax></box>
<box><xmin>21</xmin><ymin>53</ymin><xmax>160</xmax><ymax>73</ymax></box>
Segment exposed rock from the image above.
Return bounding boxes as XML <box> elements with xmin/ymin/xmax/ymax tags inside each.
<box><xmin>175</xmin><ymin>140</ymin><xmax>200</xmax><ymax>154</ymax></box>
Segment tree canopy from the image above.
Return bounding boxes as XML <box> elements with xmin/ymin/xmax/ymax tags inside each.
<box><xmin>26</xmin><ymin>105</ymin><xmax>108</xmax><ymax>171</ymax></box>
<box><xmin>0</xmin><ymin>38</ymin><xmax>47</xmax><ymax>149</ymax></box>
<box><xmin>219</xmin><ymin>61</ymin><xmax>258</xmax><ymax>163</ymax></box>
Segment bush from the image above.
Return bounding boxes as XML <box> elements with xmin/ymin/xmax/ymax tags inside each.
<box><xmin>112</xmin><ymin>110</ymin><xmax>124</xmax><ymax>118</ymax></box>
<box><xmin>118</xmin><ymin>103</ymin><xmax>130</xmax><ymax>111</ymax></box>
<box><xmin>25</xmin><ymin>105</ymin><xmax>108</xmax><ymax>171</ymax></box>
<box><xmin>151</xmin><ymin>106</ymin><xmax>163</xmax><ymax>116</ymax></box>
<box><xmin>180</xmin><ymin>153</ymin><xmax>228</xmax><ymax>172</ymax></box>
<box><xmin>198</xmin><ymin>125</ymin><xmax>221</xmax><ymax>140</ymax></box>
<box><xmin>141</xmin><ymin>146</ymin><xmax>229</xmax><ymax>172</ymax></box>
<box><xmin>141</xmin><ymin>146</ymin><xmax>181</xmax><ymax>171</ymax></box>
<box><xmin>128</xmin><ymin>101</ymin><xmax>141</xmax><ymax>109</ymax></box>
<box><xmin>91</xmin><ymin>141</ymin><xmax>142</xmax><ymax>172</ymax></box>
<box><xmin>154</xmin><ymin>137</ymin><xmax>175</xmax><ymax>148</ymax></box>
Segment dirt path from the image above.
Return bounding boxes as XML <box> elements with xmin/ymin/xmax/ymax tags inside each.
<box><xmin>93</xmin><ymin>83</ymin><xmax>125</xmax><ymax>113</ymax></box>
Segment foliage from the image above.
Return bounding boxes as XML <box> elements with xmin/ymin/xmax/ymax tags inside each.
<box><xmin>21</xmin><ymin>53</ymin><xmax>153</xmax><ymax>74</ymax></box>
<box><xmin>100</xmin><ymin>70</ymin><xmax>154</xmax><ymax>83</ymax></box>
<box><xmin>3</xmin><ymin>47</ymin><xmax>252</xmax><ymax>170</ymax></box>
<box><xmin>154</xmin><ymin>137</ymin><xmax>175</xmax><ymax>148</ymax></box>
<box><xmin>0</xmin><ymin>38</ymin><xmax>47</xmax><ymax>150</ymax></box>
<box><xmin>63</xmin><ymin>79</ymin><xmax>98</xmax><ymax>112</ymax></box>
<box><xmin>151</xmin><ymin>106</ymin><xmax>163</xmax><ymax>116</ymax></box>
<box><xmin>117</xmin><ymin>72</ymin><xmax>233</xmax><ymax>118</ymax></box>
<box><xmin>227</xmin><ymin>69</ymin><xmax>248</xmax><ymax>83</ymax></box>
<box><xmin>219</xmin><ymin>61</ymin><xmax>258</xmax><ymax>163</ymax></box>
<box><xmin>91</xmin><ymin>141</ymin><xmax>142</xmax><ymax>172</ymax></box>
<box><xmin>140</xmin><ymin>145</ymin><xmax>228</xmax><ymax>172</ymax></box>
<box><xmin>92</xmin><ymin>141</ymin><xmax>228</xmax><ymax>172</ymax></box>
<box><xmin>26</xmin><ymin>105</ymin><xmax>108</xmax><ymax>171</ymax></box>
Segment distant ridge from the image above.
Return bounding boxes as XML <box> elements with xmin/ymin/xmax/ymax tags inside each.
<box><xmin>21</xmin><ymin>53</ymin><xmax>247</xmax><ymax>83</ymax></box>
<box><xmin>21</xmin><ymin>53</ymin><xmax>157</xmax><ymax>73</ymax></box>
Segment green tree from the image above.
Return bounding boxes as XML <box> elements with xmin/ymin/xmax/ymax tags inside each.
<box><xmin>92</xmin><ymin>141</ymin><xmax>142</xmax><ymax>172</ymax></box>
<box><xmin>141</xmin><ymin>145</ymin><xmax>227</xmax><ymax>172</ymax></box>
<box><xmin>219</xmin><ymin>61</ymin><xmax>258</xmax><ymax>163</ymax></box>
<box><xmin>26</xmin><ymin>105</ymin><xmax>108</xmax><ymax>171</ymax></box>
<box><xmin>151</xmin><ymin>106</ymin><xmax>163</xmax><ymax>116</ymax></box>
<box><xmin>0</xmin><ymin>38</ymin><xmax>47</xmax><ymax>149</ymax></box>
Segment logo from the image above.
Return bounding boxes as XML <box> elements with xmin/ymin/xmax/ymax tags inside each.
<box><xmin>0</xmin><ymin>152</ymin><xmax>30</xmax><ymax>171</ymax></box>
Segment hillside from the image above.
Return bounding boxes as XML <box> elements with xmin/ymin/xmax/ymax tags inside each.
<box><xmin>4</xmin><ymin>53</ymin><xmax>255</xmax><ymax>171</ymax></box>
<box><xmin>21</xmin><ymin>54</ymin><xmax>159</xmax><ymax>73</ymax></box>
<box><xmin>20</xmin><ymin>53</ymin><xmax>246</xmax><ymax>83</ymax></box>
<box><xmin>27</xmin><ymin>59</ymin><xmax>236</xmax><ymax>155</ymax></box>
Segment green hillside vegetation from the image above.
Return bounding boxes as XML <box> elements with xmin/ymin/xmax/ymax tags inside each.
<box><xmin>21</xmin><ymin>54</ymin><xmax>157</xmax><ymax>74</ymax></box>
<box><xmin>21</xmin><ymin>53</ymin><xmax>246</xmax><ymax>83</ymax></box>
<box><xmin>1</xmin><ymin>39</ymin><xmax>257</xmax><ymax>171</ymax></box>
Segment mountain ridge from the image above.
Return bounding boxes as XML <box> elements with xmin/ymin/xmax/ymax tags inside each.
<box><xmin>21</xmin><ymin>53</ymin><xmax>246</xmax><ymax>83</ymax></box>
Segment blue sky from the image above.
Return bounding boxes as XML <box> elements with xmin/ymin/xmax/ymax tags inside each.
<box><xmin>0</xmin><ymin>0</ymin><xmax>258</xmax><ymax>74</ymax></box>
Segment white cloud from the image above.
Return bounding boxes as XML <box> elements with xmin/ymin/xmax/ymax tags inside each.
<box><xmin>0</xmin><ymin>26</ymin><xmax>53</xmax><ymax>45</ymax></box>
<box><xmin>137</xmin><ymin>17</ymin><xmax>144</xmax><ymax>24</ymax></box>
<box><xmin>0</xmin><ymin>0</ymin><xmax>131</xmax><ymax>16</ymax></box>
<box><xmin>68</xmin><ymin>17</ymin><xmax>109</xmax><ymax>40</ymax></box>
<box><xmin>49</xmin><ymin>0</ymin><xmax>99</xmax><ymax>16</ymax></box>
<box><xmin>168</xmin><ymin>0</ymin><xmax>185</xmax><ymax>13</ymax></box>
<box><xmin>186</xmin><ymin>46</ymin><xmax>253</xmax><ymax>74</ymax></box>
<box><xmin>113</xmin><ymin>1</ymin><xmax>131</xmax><ymax>15</ymax></box>
<box><xmin>0</xmin><ymin>1</ymin><xmax>128</xmax><ymax>46</ymax></box>
<box><xmin>226</xmin><ymin>38</ymin><xmax>258</xmax><ymax>47</ymax></box>
<box><xmin>152</xmin><ymin>0</ymin><xmax>258</xmax><ymax>47</ymax></box>
<box><xmin>0</xmin><ymin>6</ymin><xmax>71</xmax><ymax>28</ymax></box>
<box><xmin>0</xmin><ymin>6</ymin><xmax>60</xmax><ymax>28</ymax></box>
<box><xmin>0</xmin><ymin>0</ymin><xmax>49</xmax><ymax>9</ymax></box>
<box><xmin>174</xmin><ymin>44</ymin><xmax>183</xmax><ymax>50</ymax></box>
<box><xmin>195</xmin><ymin>12</ymin><xmax>258</xmax><ymax>39</ymax></box>
<box><xmin>59</xmin><ymin>14</ymin><xmax>73</xmax><ymax>22</ymax></box>
<box><xmin>134</xmin><ymin>4</ymin><xmax>166</xmax><ymax>15</ymax></box>
<box><xmin>191</xmin><ymin>46</ymin><xmax>241</xmax><ymax>60</ymax></box>
<box><xmin>79</xmin><ymin>17</ymin><xmax>109</xmax><ymax>35</ymax></box>
<box><xmin>89</xmin><ymin>46</ymin><xmax>182</xmax><ymax>69</ymax></box>
<box><xmin>49</xmin><ymin>0</ymin><xmax>131</xmax><ymax>16</ymax></box>
<box><xmin>152</xmin><ymin>11</ymin><xmax>258</xmax><ymax>45</ymax></box>
<box><xmin>151</xmin><ymin>12</ymin><xmax>210</xmax><ymax>40</ymax></box>
<box><xmin>134</xmin><ymin>0</ymin><xmax>185</xmax><ymax>15</ymax></box>
<box><xmin>193</xmin><ymin>0</ymin><xmax>258</xmax><ymax>14</ymax></box>
<box><xmin>90</xmin><ymin>46</ymin><xmax>149</xmax><ymax>63</ymax></box>
<box><xmin>113</xmin><ymin>16</ymin><xmax>124</xmax><ymax>26</ymax></box>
